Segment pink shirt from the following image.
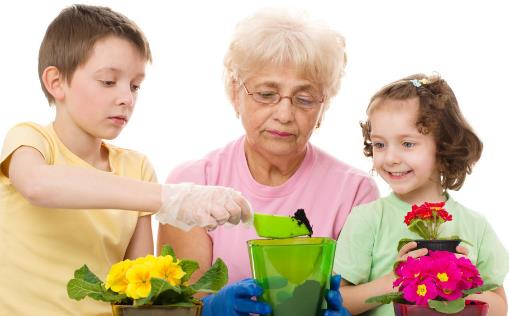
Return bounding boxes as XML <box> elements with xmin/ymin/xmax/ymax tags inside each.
<box><xmin>167</xmin><ymin>137</ymin><xmax>379</xmax><ymax>283</ymax></box>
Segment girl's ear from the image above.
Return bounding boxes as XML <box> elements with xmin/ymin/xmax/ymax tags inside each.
<box><xmin>41</xmin><ymin>66</ymin><xmax>65</xmax><ymax>101</ymax></box>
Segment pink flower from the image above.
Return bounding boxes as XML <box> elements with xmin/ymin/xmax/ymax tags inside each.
<box><xmin>456</xmin><ymin>257</ymin><xmax>483</xmax><ymax>290</ymax></box>
<box><xmin>402</xmin><ymin>277</ymin><xmax>438</xmax><ymax>305</ymax></box>
<box><xmin>394</xmin><ymin>251</ymin><xmax>484</xmax><ymax>306</ymax></box>
<box><xmin>428</xmin><ymin>252</ymin><xmax>463</xmax><ymax>300</ymax></box>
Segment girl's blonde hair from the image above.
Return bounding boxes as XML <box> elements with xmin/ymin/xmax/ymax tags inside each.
<box><xmin>361</xmin><ymin>73</ymin><xmax>483</xmax><ymax>191</ymax></box>
<box><xmin>224</xmin><ymin>9</ymin><xmax>346</xmax><ymax>109</ymax></box>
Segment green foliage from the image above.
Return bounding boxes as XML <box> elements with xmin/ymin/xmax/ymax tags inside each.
<box><xmin>462</xmin><ymin>283</ymin><xmax>498</xmax><ymax>295</ymax></box>
<box><xmin>67</xmin><ymin>265</ymin><xmax>126</xmax><ymax>303</ymax></box>
<box><xmin>191</xmin><ymin>258</ymin><xmax>228</xmax><ymax>293</ymax></box>
<box><xmin>365</xmin><ymin>292</ymin><xmax>403</xmax><ymax>304</ymax></box>
<box><xmin>67</xmin><ymin>245</ymin><xmax>228</xmax><ymax>307</ymax></box>
<box><xmin>407</xmin><ymin>219</ymin><xmax>431</xmax><ymax>239</ymax></box>
<box><xmin>161</xmin><ymin>244</ymin><xmax>176</xmax><ymax>258</ymax></box>
<box><xmin>428</xmin><ymin>298</ymin><xmax>465</xmax><ymax>314</ymax></box>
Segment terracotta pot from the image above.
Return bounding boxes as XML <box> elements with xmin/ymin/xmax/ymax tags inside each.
<box><xmin>393</xmin><ymin>300</ymin><xmax>488</xmax><ymax>316</ymax></box>
<box><xmin>111</xmin><ymin>304</ymin><xmax>202</xmax><ymax>316</ymax></box>
<box><xmin>415</xmin><ymin>239</ymin><xmax>461</xmax><ymax>253</ymax></box>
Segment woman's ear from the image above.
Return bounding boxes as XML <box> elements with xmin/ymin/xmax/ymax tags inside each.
<box><xmin>41</xmin><ymin>66</ymin><xmax>65</xmax><ymax>101</ymax></box>
<box><xmin>231</xmin><ymin>80</ymin><xmax>241</xmax><ymax>117</ymax></box>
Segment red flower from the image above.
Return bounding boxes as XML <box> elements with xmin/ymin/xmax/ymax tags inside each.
<box><xmin>403</xmin><ymin>202</ymin><xmax>452</xmax><ymax>240</ymax></box>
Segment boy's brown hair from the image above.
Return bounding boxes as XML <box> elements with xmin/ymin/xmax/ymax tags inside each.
<box><xmin>360</xmin><ymin>73</ymin><xmax>483</xmax><ymax>191</ymax></box>
<box><xmin>38</xmin><ymin>4</ymin><xmax>152</xmax><ymax>103</ymax></box>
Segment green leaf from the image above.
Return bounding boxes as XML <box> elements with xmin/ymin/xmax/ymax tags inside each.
<box><xmin>73</xmin><ymin>265</ymin><xmax>102</xmax><ymax>285</ymax></box>
<box><xmin>161</xmin><ymin>244</ymin><xmax>176</xmax><ymax>258</ymax></box>
<box><xmin>463</xmin><ymin>283</ymin><xmax>499</xmax><ymax>295</ymax></box>
<box><xmin>67</xmin><ymin>278</ymin><xmax>103</xmax><ymax>301</ymax></box>
<box><xmin>190</xmin><ymin>258</ymin><xmax>228</xmax><ymax>293</ymax></box>
<box><xmin>180</xmin><ymin>260</ymin><xmax>199</xmax><ymax>283</ymax></box>
<box><xmin>365</xmin><ymin>292</ymin><xmax>402</xmax><ymax>304</ymax></box>
<box><xmin>428</xmin><ymin>298</ymin><xmax>465</xmax><ymax>314</ymax></box>
<box><xmin>67</xmin><ymin>265</ymin><xmax>127</xmax><ymax>303</ymax></box>
<box><xmin>408</xmin><ymin>219</ymin><xmax>430</xmax><ymax>239</ymax></box>
<box><xmin>135</xmin><ymin>278</ymin><xmax>181</xmax><ymax>306</ymax></box>
<box><xmin>397</xmin><ymin>238</ymin><xmax>414</xmax><ymax>252</ymax></box>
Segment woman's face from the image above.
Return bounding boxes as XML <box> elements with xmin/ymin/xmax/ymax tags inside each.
<box><xmin>233</xmin><ymin>64</ymin><xmax>325</xmax><ymax>160</ymax></box>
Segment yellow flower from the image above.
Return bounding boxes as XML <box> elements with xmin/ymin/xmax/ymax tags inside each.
<box><xmin>152</xmin><ymin>255</ymin><xmax>186</xmax><ymax>286</ymax></box>
<box><xmin>105</xmin><ymin>259</ymin><xmax>134</xmax><ymax>294</ymax></box>
<box><xmin>126</xmin><ymin>264</ymin><xmax>153</xmax><ymax>299</ymax></box>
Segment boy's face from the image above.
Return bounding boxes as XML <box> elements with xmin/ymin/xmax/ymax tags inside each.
<box><xmin>57</xmin><ymin>36</ymin><xmax>146</xmax><ymax>140</ymax></box>
<box><xmin>369</xmin><ymin>97</ymin><xmax>442</xmax><ymax>204</ymax></box>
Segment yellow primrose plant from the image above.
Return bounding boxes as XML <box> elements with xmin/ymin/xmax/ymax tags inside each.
<box><xmin>67</xmin><ymin>245</ymin><xmax>227</xmax><ymax>307</ymax></box>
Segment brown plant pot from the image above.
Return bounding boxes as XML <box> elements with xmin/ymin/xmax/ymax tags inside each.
<box><xmin>111</xmin><ymin>304</ymin><xmax>202</xmax><ymax>316</ymax></box>
<box><xmin>393</xmin><ymin>300</ymin><xmax>488</xmax><ymax>316</ymax></box>
<box><xmin>415</xmin><ymin>239</ymin><xmax>461</xmax><ymax>253</ymax></box>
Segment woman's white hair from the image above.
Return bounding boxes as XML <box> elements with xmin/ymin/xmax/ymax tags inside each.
<box><xmin>224</xmin><ymin>8</ymin><xmax>347</xmax><ymax>109</ymax></box>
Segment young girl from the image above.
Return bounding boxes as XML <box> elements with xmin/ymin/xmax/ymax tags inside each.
<box><xmin>334</xmin><ymin>74</ymin><xmax>509</xmax><ymax>315</ymax></box>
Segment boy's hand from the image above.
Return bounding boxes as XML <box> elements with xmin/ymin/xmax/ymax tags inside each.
<box><xmin>156</xmin><ymin>183</ymin><xmax>252</xmax><ymax>231</ymax></box>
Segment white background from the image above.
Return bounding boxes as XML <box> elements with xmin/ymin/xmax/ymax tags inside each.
<box><xmin>1</xmin><ymin>0</ymin><xmax>508</xmax><ymax>289</ymax></box>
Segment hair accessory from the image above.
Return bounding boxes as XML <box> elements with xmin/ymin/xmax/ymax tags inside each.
<box><xmin>410</xmin><ymin>78</ymin><xmax>430</xmax><ymax>87</ymax></box>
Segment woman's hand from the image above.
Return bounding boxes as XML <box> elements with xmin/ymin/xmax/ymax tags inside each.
<box><xmin>156</xmin><ymin>183</ymin><xmax>252</xmax><ymax>231</ymax></box>
<box><xmin>201</xmin><ymin>279</ymin><xmax>272</xmax><ymax>316</ymax></box>
<box><xmin>324</xmin><ymin>275</ymin><xmax>351</xmax><ymax>316</ymax></box>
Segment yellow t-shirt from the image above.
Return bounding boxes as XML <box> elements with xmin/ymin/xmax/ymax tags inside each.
<box><xmin>0</xmin><ymin>122</ymin><xmax>156</xmax><ymax>316</ymax></box>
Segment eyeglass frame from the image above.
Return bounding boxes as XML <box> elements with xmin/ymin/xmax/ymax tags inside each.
<box><xmin>240</xmin><ymin>80</ymin><xmax>325</xmax><ymax>110</ymax></box>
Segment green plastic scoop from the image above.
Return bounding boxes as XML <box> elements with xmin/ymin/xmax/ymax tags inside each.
<box><xmin>253</xmin><ymin>209</ymin><xmax>313</xmax><ymax>239</ymax></box>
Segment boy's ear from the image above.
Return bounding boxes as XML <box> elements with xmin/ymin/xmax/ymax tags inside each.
<box><xmin>41</xmin><ymin>66</ymin><xmax>65</xmax><ymax>101</ymax></box>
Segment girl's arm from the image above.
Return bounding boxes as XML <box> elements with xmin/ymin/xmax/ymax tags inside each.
<box><xmin>467</xmin><ymin>287</ymin><xmax>507</xmax><ymax>316</ymax></box>
<box><xmin>340</xmin><ymin>242</ymin><xmax>428</xmax><ymax>314</ymax></box>
<box><xmin>340</xmin><ymin>274</ymin><xmax>396</xmax><ymax>315</ymax></box>
<box><xmin>8</xmin><ymin>146</ymin><xmax>162</xmax><ymax>211</ymax></box>
<box><xmin>124</xmin><ymin>215</ymin><xmax>154</xmax><ymax>259</ymax></box>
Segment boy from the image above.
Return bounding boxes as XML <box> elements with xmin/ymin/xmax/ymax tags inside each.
<box><xmin>0</xmin><ymin>5</ymin><xmax>250</xmax><ymax>315</ymax></box>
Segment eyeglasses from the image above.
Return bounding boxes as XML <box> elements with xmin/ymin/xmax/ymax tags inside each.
<box><xmin>241</xmin><ymin>81</ymin><xmax>324</xmax><ymax>110</ymax></box>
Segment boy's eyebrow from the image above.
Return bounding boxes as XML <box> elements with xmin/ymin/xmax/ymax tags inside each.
<box><xmin>94</xmin><ymin>67</ymin><xmax>145</xmax><ymax>79</ymax></box>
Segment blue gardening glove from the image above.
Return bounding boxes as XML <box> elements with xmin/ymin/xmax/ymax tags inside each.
<box><xmin>324</xmin><ymin>275</ymin><xmax>351</xmax><ymax>316</ymax></box>
<box><xmin>201</xmin><ymin>278</ymin><xmax>272</xmax><ymax>316</ymax></box>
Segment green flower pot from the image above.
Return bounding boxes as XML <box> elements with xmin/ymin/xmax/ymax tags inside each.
<box><xmin>248</xmin><ymin>237</ymin><xmax>336</xmax><ymax>316</ymax></box>
<box><xmin>111</xmin><ymin>304</ymin><xmax>202</xmax><ymax>316</ymax></box>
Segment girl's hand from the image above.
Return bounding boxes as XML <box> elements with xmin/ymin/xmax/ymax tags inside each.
<box><xmin>396</xmin><ymin>241</ymin><xmax>428</xmax><ymax>262</ymax></box>
<box><xmin>455</xmin><ymin>245</ymin><xmax>469</xmax><ymax>259</ymax></box>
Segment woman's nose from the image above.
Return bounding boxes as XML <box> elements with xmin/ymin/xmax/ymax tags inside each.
<box><xmin>274</xmin><ymin>97</ymin><xmax>294</xmax><ymax>123</ymax></box>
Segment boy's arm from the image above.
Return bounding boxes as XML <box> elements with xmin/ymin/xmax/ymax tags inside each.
<box><xmin>124</xmin><ymin>215</ymin><xmax>154</xmax><ymax>259</ymax></box>
<box><xmin>8</xmin><ymin>146</ymin><xmax>161</xmax><ymax>211</ymax></box>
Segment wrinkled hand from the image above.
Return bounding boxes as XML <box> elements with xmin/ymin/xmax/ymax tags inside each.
<box><xmin>324</xmin><ymin>275</ymin><xmax>351</xmax><ymax>316</ymax></box>
<box><xmin>201</xmin><ymin>278</ymin><xmax>272</xmax><ymax>316</ymax></box>
<box><xmin>155</xmin><ymin>183</ymin><xmax>252</xmax><ymax>231</ymax></box>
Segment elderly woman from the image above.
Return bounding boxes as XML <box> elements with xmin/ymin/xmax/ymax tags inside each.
<box><xmin>158</xmin><ymin>9</ymin><xmax>378</xmax><ymax>316</ymax></box>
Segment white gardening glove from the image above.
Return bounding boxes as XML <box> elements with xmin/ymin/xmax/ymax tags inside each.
<box><xmin>155</xmin><ymin>183</ymin><xmax>253</xmax><ymax>231</ymax></box>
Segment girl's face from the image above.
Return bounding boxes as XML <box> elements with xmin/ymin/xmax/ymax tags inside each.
<box><xmin>369</xmin><ymin>97</ymin><xmax>443</xmax><ymax>204</ymax></box>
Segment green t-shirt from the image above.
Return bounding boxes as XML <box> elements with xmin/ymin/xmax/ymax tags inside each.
<box><xmin>334</xmin><ymin>193</ymin><xmax>509</xmax><ymax>316</ymax></box>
